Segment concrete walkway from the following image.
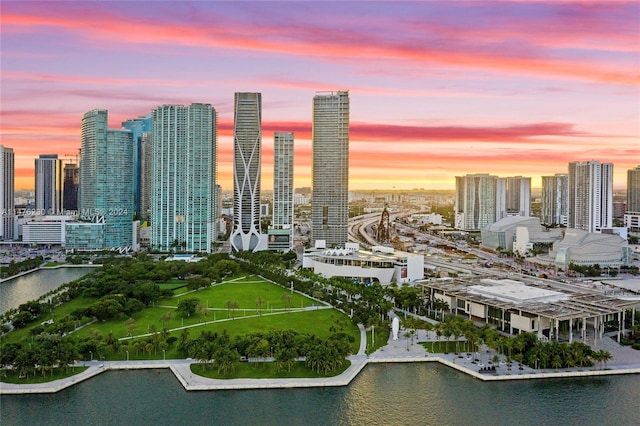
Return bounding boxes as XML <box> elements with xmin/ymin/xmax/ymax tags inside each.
<box><xmin>3</xmin><ymin>327</ymin><xmax>640</xmax><ymax>394</ymax></box>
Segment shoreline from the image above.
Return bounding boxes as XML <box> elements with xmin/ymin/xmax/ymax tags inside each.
<box><xmin>0</xmin><ymin>264</ymin><xmax>100</xmax><ymax>283</ymax></box>
<box><xmin>2</xmin><ymin>351</ymin><xmax>639</xmax><ymax>395</ymax></box>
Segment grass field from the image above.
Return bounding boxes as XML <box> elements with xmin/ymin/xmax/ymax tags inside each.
<box><xmin>3</xmin><ymin>275</ymin><xmax>361</xmax><ymax>361</ymax></box>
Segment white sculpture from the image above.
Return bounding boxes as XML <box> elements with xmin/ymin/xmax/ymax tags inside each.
<box><xmin>392</xmin><ymin>317</ymin><xmax>399</xmax><ymax>340</ymax></box>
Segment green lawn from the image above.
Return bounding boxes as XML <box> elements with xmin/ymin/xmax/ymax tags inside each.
<box><xmin>167</xmin><ymin>278</ymin><xmax>315</xmax><ymax>311</ymax></box>
<box><xmin>110</xmin><ymin>309</ymin><xmax>360</xmax><ymax>361</ymax></box>
<box><xmin>190</xmin><ymin>359</ymin><xmax>351</xmax><ymax>379</ymax></box>
<box><xmin>0</xmin><ymin>366</ymin><xmax>88</xmax><ymax>384</ymax></box>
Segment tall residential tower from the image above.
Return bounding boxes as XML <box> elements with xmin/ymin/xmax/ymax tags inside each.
<box><xmin>230</xmin><ymin>92</ymin><xmax>264</xmax><ymax>252</ymax></box>
<box><xmin>78</xmin><ymin>109</ymin><xmax>134</xmax><ymax>249</ymax></box>
<box><xmin>269</xmin><ymin>132</ymin><xmax>294</xmax><ymax>252</ymax></box>
<box><xmin>541</xmin><ymin>174</ymin><xmax>568</xmax><ymax>226</ymax></box>
<box><xmin>151</xmin><ymin>104</ymin><xmax>217</xmax><ymax>253</ymax></box>
<box><xmin>568</xmin><ymin>160</ymin><xmax>613</xmax><ymax>232</ymax></box>
<box><xmin>311</xmin><ymin>90</ymin><xmax>350</xmax><ymax>247</ymax></box>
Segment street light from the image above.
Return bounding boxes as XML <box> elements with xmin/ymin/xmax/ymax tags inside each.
<box><xmin>89</xmin><ymin>350</ymin><xmax>93</xmax><ymax>361</ymax></box>
<box><xmin>163</xmin><ymin>349</ymin><xmax>166</xmax><ymax>360</ymax></box>
<box><xmin>126</xmin><ymin>350</ymin><xmax>129</xmax><ymax>361</ymax></box>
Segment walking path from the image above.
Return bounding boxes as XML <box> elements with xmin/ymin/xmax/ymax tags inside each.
<box><xmin>2</xmin><ymin>327</ymin><xmax>640</xmax><ymax>395</ymax></box>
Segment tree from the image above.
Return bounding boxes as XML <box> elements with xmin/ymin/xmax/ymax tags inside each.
<box><xmin>214</xmin><ymin>346</ymin><xmax>239</xmax><ymax>375</ymax></box>
<box><xmin>177</xmin><ymin>298</ymin><xmax>200</xmax><ymax>318</ymax></box>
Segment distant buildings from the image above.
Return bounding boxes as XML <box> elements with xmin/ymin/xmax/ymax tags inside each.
<box><xmin>625</xmin><ymin>165</ymin><xmax>640</xmax><ymax>231</ymax></box>
<box><xmin>269</xmin><ymin>132</ymin><xmax>294</xmax><ymax>252</ymax></box>
<box><xmin>34</xmin><ymin>154</ymin><xmax>63</xmax><ymax>215</ymax></box>
<box><xmin>541</xmin><ymin>174</ymin><xmax>568</xmax><ymax>226</ymax></box>
<box><xmin>506</xmin><ymin>176</ymin><xmax>531</xmax><ymax>216</ymax></box>
<box><xmin>150</xmin><ymin>103</ymin><xmax>217</xmax><ymax>253</ymax></box>
<box><xmin>455</xmin><ymin>174</ymin><xmax>501</xmax><ymax>231</ymax></box>
<box><xmin>0</xmin><ymin>145</ymin><xmax>14</xmax><ymax>240</ymax></box>
<box><xmin>230</xmin><ymin>92</ymin><xmax>265</xmax><ymax>252</ymax></box>
<box><xmin>76</xmin><ymin>109</ymin><xmax>134</xmax><ymax>249</ymax></box>
<box><xmin>568</xmin><ymin>160</ymin><xmax>613</xmax><ymax>233</ymax></box>
<box><xmin>63</xmin><ymin>163</ymin><xmax>78</xmax><ymax>211</ymax></box>
<box><xmin>311</xmin><ymin>90</ymin><xmax>350</xmax><ymax>247</ymax></box>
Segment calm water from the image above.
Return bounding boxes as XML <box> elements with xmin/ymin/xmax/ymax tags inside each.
<box><xmin>0</xmin><ymin>267</ymin><xmax>94</xmax><ymax>314</ymax></box>
<box><xmin>2</xmin><ymin>364</ymin><xmax>639</xmax><ymax>426</ymax></box>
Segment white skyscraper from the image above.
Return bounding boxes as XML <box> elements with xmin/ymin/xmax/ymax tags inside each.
<box><xmin>0</xmin><ymin>145</ymin><xmax>14</xmax><ymax>240</ymax></box>
<box><xmin>35</xmin><ymin>154</ymin><xmax>63</xmax><ymax>214</ymax></box>
<box><xmin>269</xmin><ymin>132</ymin><xmax>294</xmax><ymax>252</ymax></box>
<box><xmin>311</xmin><ymin>90</ymin><xmax>349</xmax><ymax>247</ymax></box>
<box><xmin>541</xmin><ymin>174</ymin><xmax>568</xmax><ymax>226</ymax></box>
<box><xmin>568</xmin><ymin>160</ymin><xmax>613</xmax><ymax>232</ymax></box>
<box><xmin>455</xmin><ymin>174</ymin><xmax>502</xmax><ymax>231</ymax></box>
<box><xmin>230</xmin><ymin>92</ymin><xmax>264</xmax><ymax>252</ymax></box>
<box><xmin>151</xmin><ymin>104</ymin><xmax>217</xmax><ymax>253</ymax></box>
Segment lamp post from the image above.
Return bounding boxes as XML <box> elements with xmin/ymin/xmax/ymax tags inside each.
<box><xmin>163</xmin><ymin>349</ymin><xmax>166</xmax><ymax>361</ymax></box>
<box><xmin>126</xmin><ymin>350</ymin><xmax>129</xmax><ymax>361</ymax></box>
<box><xmin>89</xmin><ymin>351</ymin><xmax>93</xmax><ymax>361</ymax></box>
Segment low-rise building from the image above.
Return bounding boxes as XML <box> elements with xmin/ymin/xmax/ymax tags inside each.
<box><xmin>303</xmin><ymin>242</ymin><xmax>423</xmax><ymax>284</ymax></box>
<box><xmin>419</xmin><ymin>276</ymin><xmax>638</xmax><ymax>343</ymax></box>
<box><xmin>549</xmin><ymin>228</ymin><xmax>631</xmax><ymax>268</ymax></box>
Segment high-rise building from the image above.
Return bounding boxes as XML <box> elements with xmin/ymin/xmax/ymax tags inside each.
<box><xmin>35</xmin><ymin>154</ymin><xmax>63</xmax><ymax>215</ymax></box>
<box><xmin>230</xmin><ymin>93</ymin><xmax>264</xmax><ymax>252</ymax></box>
<box><xmin>269</xmin><ymin>132</ymin><xmax>294</xmax><ymax>252</ymax></box>
<box><xmin>506</xmin><ymin>176</ymin><xmax>531</xmax><ymax>216</ymax></box>
<box><xmin>455</xmin><ymin>174</ymin><xmax>501</xmax><ymax>231</ymax></box>
<box><xmin>541</xmin><ymin>174</ymin><xmax>568</xmax><ymax>226</ymax></box>
<box><xmin>568</xmin><ymin>160</ymin><xmax>613</xmax><ymax>232</ymax></box>
<box><xmin>0</xmin><ymin>145</ymin><xmax>14</xmax><ymax>240</ymax></box>
<box><xmin>122</xmin><ymin>115</ymin><xmax>153</xmax><ymax>217</ymax></box>
<box><xmin>627</xmin><ymin>165</ymin><xmax>640</xmax><ymax>213</ymax></box>
<box><xmin>78</xmin><ymin>109</ymin><xmax>134</xmax><ymax>249</ymax></box>
<box><xmin>311</xmin><ymin>90</ymin><xmax>349</xmax><ymax>247</ymax></box>
<box><xmin>63</xmin><ymin>163</ymin><xmax>79</xmax><ymax>211</ymax></box>
<box><xmin>151</xmin><ymin>104</ymin><xmax>217</xmax><ymax>253</ymax></box>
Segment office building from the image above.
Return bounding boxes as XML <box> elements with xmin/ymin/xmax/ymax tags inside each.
<box><xmin>541</xmin><ymin>174</ymin><xmax>568</xmax><ymax>226</ymax></box>
<box><xmin>311</xmin><ymin>90</ymin><xmax>350</xmax><ymax>247</ymax></box>
<box><xmin>63</xmin><ymin>163</ymin><xmax>79</xmax><ymax>211</ymax></box>
<box><xmin>568</xmin><ymin>160</ymin><xmax>613</xmax><ymax>233</ymax></box>
<box><xmin>230</xmin><ymin>92</ymin><xmax>264</xmax><ymax>252</ymax></box>
<box><xmin>35</xmin><ymin>154</ymin><xmax>63</xmax><ymax>215</ymax></box>
<box><xmin>78</xmin><ymin>109</ymin><xmax>134</xmax><ymax>249</ymax></box>
<box><xmin>269</xmin><ymin>132</ymin><xmax>294</xmax><ymax>252</ymax></box>
<box><xmin>151</xmin><ymin>103</ymin><xmax>217</xmax><ymax>253</ymax></box>
<box><xmin>0</xmin><ymin>145</ymin><xmax>14</xmax><ymax>240</ymax></box>
<box><xmin>139</xmin><ymin>132</ymin><xmax>152</xmax><ymax>221</ymax></box>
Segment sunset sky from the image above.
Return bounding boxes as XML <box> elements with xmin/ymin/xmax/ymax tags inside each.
<box><xmin>1</xmin><ymin>1</ymin><xmax>638</xmax><ymax>192</ymax></box>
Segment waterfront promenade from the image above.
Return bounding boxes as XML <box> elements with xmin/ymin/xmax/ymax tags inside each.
<box><xmin>2</xmin><ymin>327</ymin><xmax>640</xmax><ymax>394</ymax></box>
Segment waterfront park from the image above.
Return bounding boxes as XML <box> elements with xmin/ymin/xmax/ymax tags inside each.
<box><xmin>1</xmin><ymin>251</ymin><xmax>637</xmax><ymax>388</ymax></box>
<box><xmin>0</xmin><ymin>253</ymin><xmax>368</xmax><ymax>383</ymax></box>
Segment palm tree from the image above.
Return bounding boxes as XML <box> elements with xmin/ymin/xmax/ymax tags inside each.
<box><xmin>255</xmin><ymin>296</ymin><xmax>264</xmax><ymax>315</ymax></box>
<box><xmin>551</xmin><ymin>355</ymin><xmax>563</xmax><ymax>370</ymax></box>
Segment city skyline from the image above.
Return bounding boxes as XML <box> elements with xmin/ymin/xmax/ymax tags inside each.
<box><xmin>1</xmin><ymin>1</ymin><xmax>638</xmax><ymax>191</ymax></box>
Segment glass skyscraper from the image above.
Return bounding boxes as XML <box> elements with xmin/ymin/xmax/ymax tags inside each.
<box><xmin>230</xmin><ymin>92</ymin><xmax>263</xmax><ymax>252</ymax></box>
<box><xmin>78</xmin><ymin>109</ymin><xmax>134</xmax><ymax>249</ymax></box>
<box><xmin>311</xmin><ymin>90</ymin><xmax>349</xmax><ymax>247</ymax></box>
<box><xmin>122</xmin><ymin>115</ymin><xmax>153</xmax><ymax>217</ymax></box>
<box><xmin>151</xmin><ymin>103</ymin><xmax>217</xmax><ymax>253</ymax></box>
